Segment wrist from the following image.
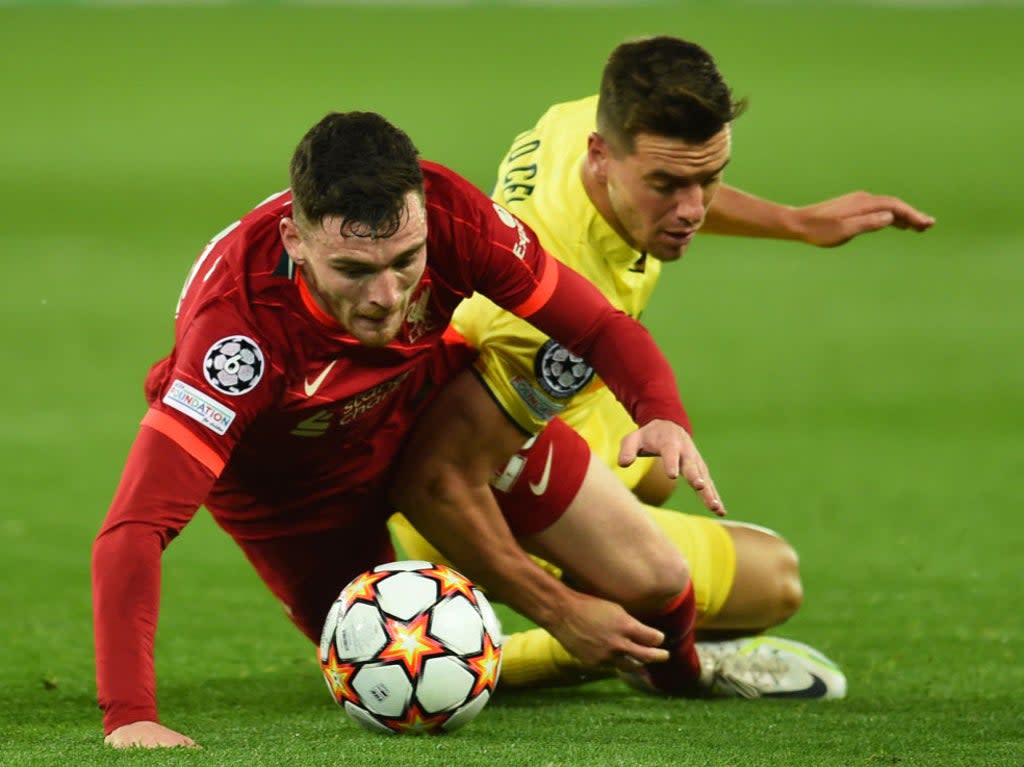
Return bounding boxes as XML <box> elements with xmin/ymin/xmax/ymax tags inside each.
<box><xmin>778</xmin><ymin>204</ymin><xmax>810</xmax><ymax>243</ymax></box>
<box><xmin>486</xmin><ymin>555</ymin><xmax>578</xmax><ymax>631</ymax></box>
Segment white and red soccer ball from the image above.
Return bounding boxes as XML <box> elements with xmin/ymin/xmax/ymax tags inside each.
<box><xmin>319</xmin><ymin>560</ymin><xmax>503</xmax><ymax>734</ymax></box>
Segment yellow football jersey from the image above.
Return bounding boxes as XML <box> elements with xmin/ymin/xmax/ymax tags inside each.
<box><xmin>453</xmin><ymin>96</ymin><xmax>662</xmax><ymax>487</ymax></box>
<box><xmin>395</xmin><ymin>97</ymin><xmax>740</xmax><ymax>649</ymax></box>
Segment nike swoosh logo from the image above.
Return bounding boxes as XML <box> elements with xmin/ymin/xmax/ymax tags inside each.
<box><xmin>303</xmin><ymin>360</ymin><xmax>338</xmax><ymax>397</ymax></box>
<box><xmin>763</xmin><ymin>673</ymin><xmax>829</xmax><ymax>699</ymax></box>
<box><xmin>529</xmin><ymin>446</ymin><xmax>554</xmax><ymax>496</ymax></box>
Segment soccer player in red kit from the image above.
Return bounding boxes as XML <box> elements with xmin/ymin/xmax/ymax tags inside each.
<box><xmin>93</xmin><ymin>111</ymin><xmax>723</xmax><ymax>748</ymax></box>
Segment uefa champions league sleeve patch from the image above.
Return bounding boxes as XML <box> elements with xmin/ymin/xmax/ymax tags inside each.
<box><xmin>533</xmin><ymin>339</ymin><xmax>595</xmax><ymax>399</ymax></box>
<box><xmin>203</xmin><ymin>335</ymin><xmax>265</xmax><ymax>396</ymax></box>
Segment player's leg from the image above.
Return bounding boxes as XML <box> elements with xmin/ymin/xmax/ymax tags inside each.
<box><xmin>225</xmin><ymin>508</ymin><xmax>395</xmax><ymax>644</ymax></box>
<box><xmin>699</xmin><ymin>520</ymin><xmax>802</xmax><ymax>634</ymax></box>
<box><xmin>495</xmin><ymin>500</ymin><xmax>734</xmax><ymax>688</ymax></box>
<box><xmin>494</xmin><ymin>421</ymin><xmax>704</xmax><ymax>696</ymax></box>
<box><xmin>401</xmin><ymin>413</ymin><xmax>691</xmax><ymax>619</ymax></box>
<box><xmin>394</xmin><ymin>431</ymin><xmax>831</xmax><ymax>696</ymax></box>
<box><xmin>504</xmin><ymin>503</ymin><xmax>844</xmax><ymax>699</ymax></box>
<box><xmin>618</xmin><ymin>508</ymin><xmax>822</xmax><ymax>696</ymax></box>
<box><xmin>625</xmin><ymin>504</ymin><xmax>803</xmax><ymax>635</ymax></box>
<box><xmin>631</xmin><ymin>456</ymin><xmax>678</xmax><ymax>506</ymax></box>
<box><xmin>517</xmin><ymin>453</ymin><xmax>689</xmax><ymax>613</ymax></box>
<box><xmin>612</xmin><ymin>395</ymin><xmax>804</xmax><ymax>632</ymax></box>
<box><xmin>393</xmin><ymin>419</ymin><xmax>706</xmax><ymax>692</ymax></box>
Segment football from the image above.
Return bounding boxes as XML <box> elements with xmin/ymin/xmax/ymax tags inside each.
<box><xmin>319</xmin><ymin>560</ymin><xmax>503</xmax><ymax>734</ymax></box>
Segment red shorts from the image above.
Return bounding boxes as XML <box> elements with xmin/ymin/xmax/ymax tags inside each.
<box><xmin>221</xmin><ymin>509</ymin><xmax>397</xmax><ymax>643</ymax></box>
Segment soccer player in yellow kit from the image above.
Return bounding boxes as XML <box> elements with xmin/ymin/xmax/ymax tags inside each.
<box><xmin>391</xmin><ymin>36</ymin><xmax>934</xmax><ymax>693</ymax></box>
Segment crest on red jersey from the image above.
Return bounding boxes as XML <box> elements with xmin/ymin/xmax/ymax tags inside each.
<box><xmin>203</xmin><ymin>335</ymin><xmax>265</xmax><ymax>396</ymax></box>
<box><xmin>404</xmin><ymin>285</ymin><xmax>436</xmax><ymax>343</ymax></box>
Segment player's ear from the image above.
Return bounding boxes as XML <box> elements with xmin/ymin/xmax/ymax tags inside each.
<box><xmin>280</xmin><ymin>217</ymin><xmax>304</xmax><ymax>264</ymax></box>
<box><xmin>587</xmin><ymin>132</ymin><xmax>610</xmax><ymax>183</ymax></box>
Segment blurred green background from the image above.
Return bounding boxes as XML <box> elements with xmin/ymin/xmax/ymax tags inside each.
<box><xmin>1</xmin><ymin>2</ymin><xmax>1021</xmax><ymax>766</ymax></box>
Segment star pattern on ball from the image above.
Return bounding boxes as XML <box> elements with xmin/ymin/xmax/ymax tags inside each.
<box><xmin>377</xmin><ymin>612</ymin><xmax>447</xmax><ymax>677</ymax></box>
<box><xmin>385</xmin><ymin>702</ymin><xmax>451</xmax><ymax>735</ymax></box>
<box><xmin>320</xmin><ymin>644</ymin><xmax>358</xmax><ymax>705</ymax></box>
<box><xmin>338</xmin><ymin>569</ymin><xmax>390</xmax><ymax>610</ymax></box>
<box><xmin>466</xmin><ymin>631</ymin><xmax>502</xmax><ymax>697</ymax></box>
<box><xmin>423</xmin><ymin>564</ymin><xmax>477</xmax><ymax>603</ymax></box>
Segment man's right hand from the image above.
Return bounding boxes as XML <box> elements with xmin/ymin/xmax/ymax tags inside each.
<box><xmin>787</xmin><ymin>191</ymin><xmax>935</xmax><ymax>247</ymax></box>
<box><xmin>104</xmin><ymin>721</ymin><xmax>198</xmax><ymax>749</ymax></box>
<box><xmin>550</xmin><ymin>591</ymin><xmax>670</xmax><ymax>672</ymax></box>
<box><xmin>618</xmin><ymin>418</ymin><xmax>725</xmax><ymax>516</ymax></box>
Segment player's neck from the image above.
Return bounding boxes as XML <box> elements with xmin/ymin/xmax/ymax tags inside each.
<box><xmin>580</xmin><ymin>161</ymin><xmax>634</xmax><ymax>250</ymax></box>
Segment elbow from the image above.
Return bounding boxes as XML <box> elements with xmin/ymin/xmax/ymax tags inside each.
<box><xmin>92</xmin><ymin>520</ymin><xmax>174</xmax><ymax>579</ymax></box>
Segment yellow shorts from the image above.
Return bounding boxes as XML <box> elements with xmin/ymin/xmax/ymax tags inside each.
<box><xmin>576</xmin><ymin>387</ymin><xmax>655</xmax><ymax>491</ymax></box>
<box><xmin>472</xmin><ymin>338</ymin><xmax>655</xmax><ymax>492</ymax></box>
<box><xmin>388</xmin><ymin>505</ymin><xmax>735</xmax><ymax>625</ymax></box>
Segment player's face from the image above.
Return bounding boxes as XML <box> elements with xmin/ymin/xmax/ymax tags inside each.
<box><xmin>589</xmin><ymin>126</ymin><xmax>731</xmax><ymax>262</ymax></box>
<box><xmin>281</xmin><ymin>192</ymin><xmax>428</xmax><ymax>347</ymax></box>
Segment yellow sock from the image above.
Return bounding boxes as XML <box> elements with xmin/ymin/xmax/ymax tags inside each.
<box><xmin>499</xmin><ymin>628</ymin><xmax>612</xmax><ymax>688</ymax></box>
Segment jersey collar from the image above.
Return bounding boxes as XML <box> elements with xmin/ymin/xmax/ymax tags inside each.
<box><xmin>295</xmin><ymin>266</ymin><xmax>341</xmax><ymax>329</ymax></box>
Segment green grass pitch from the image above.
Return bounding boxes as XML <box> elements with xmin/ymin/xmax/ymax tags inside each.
<box><xmin>1</xmin><ymin>2</ymin><xmax>1022</xmax><ymax>765</ymax></box>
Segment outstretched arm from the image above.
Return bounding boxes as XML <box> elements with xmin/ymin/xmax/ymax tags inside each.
<box><xmin>93</xmin><ymin>426</ymin><xmax>214</xmax><ymax>748</ymax></box>
<box><xmin>703</xmin><ymin>186</ymin><xmax>935</xmax><ymax>246</ymax></box>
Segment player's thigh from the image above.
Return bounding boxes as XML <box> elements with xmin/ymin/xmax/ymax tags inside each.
<box><xmin>632</xmin><ymin>459</ymin><xmax>679</xmax><ymax>506</ymax></box>
<box><xmin>520</xmin><ymin>454</ymin><xmax>688</xmax><ymax>612</ymax></box>
<box><xmin>643</xmin><ymin>506</ymin><xmax>736</xmax><ymax>625</ymax></box>
<box><xmin>565</xmin><ymin>388</ymin><xmax>654</xmax><ymax>492</ymax></box>
<box><xmin>232</xmin><ymin>515</ymin><xmax>395</xmax><ymax>643</ymax></box>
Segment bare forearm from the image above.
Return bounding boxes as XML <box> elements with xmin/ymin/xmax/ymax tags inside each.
<box><xmin>396</xmin><ymin>461</ymin><xmax>576</xmax><ymax>629</ymax></box>
<box><xmin>391</xmin><ymin>370</ymin><xmax>575</xmax><ymax>626</ymax></box>
<box><xmin>704</xmin><ymin>186</ymin><xmax>935</xmax><ymax>246</ymax></box>
<box><xmin>703</xmin><ymin>185</ymin><xmax>800</xmax><ymax>240</ymax></box>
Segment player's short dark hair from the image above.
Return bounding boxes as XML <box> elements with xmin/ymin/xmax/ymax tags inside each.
<box><xmin>597</xmin><ymin>36</ymin><xmax>746</xmax><ymax>153</ymax></box>
<box><xmin>289</xmin><ymin>111</ymin><xmax>424</xmax><ymax>239</ymax></box>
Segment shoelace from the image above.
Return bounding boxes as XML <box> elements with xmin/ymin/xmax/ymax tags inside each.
<box><xmin>707</xmin><ymin>650</ymin><xmax>790</xmax><ymax>699</ymax></box>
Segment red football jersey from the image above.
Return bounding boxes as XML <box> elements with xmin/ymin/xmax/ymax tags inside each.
<box><xmin>93</xmin><ymin>160</ymin><xmax>689</xmax><ymax>735</ymax></box>
<box><xmin>143</xmin><ymin>163</ymin><xmax>562</xmax><ymax>539</ymax></box>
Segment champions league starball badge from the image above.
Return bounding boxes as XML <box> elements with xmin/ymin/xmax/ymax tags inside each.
<box><xmin>203</xmin><ymin>335</ymin><xmax>265</xmax><ymax>396</ymax></box>
<box><xmin>533</xmin><ymin>340</ymin><xmax>595</xmax><ymax>398</ymax></box>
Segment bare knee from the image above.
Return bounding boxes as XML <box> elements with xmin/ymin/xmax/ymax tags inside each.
<box><xmin>715</xmin><ymin>523</ymin><xmax>803</xmax><ymax>631</ymax></box>
<box><xmin>770</xmin><ymin>535</ymin><xmax>803</xmax><ymax>624</ymax></box>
